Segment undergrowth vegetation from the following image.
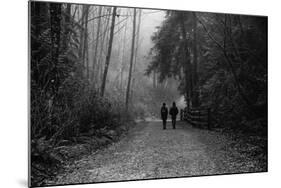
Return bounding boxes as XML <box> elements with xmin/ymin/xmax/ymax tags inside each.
<box><xmin>31</xmin><ymin>83</ymin><xmax>134</xmax><ymax>186</ymax></box>
<box><xmin>30</xmin><ymin>2</ymin><xmax>134</xmax><ymax>186</ymax></box>
<box><xmin>30</xmin><ymin>2</ymin><xmax>267</xmax><ymax>186</ymax></box>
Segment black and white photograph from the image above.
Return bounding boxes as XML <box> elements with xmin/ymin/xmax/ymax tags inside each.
<box><xmin>29</xmin><ymin>0</ymin><xmax>267</xmax><ymax>187</ymax></box>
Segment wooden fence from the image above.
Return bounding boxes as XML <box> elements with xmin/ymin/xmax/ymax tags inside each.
<box><xmin>180</xmin><ymin>107</ymin><xmax>211</xmax><ymax>130</ymax></box>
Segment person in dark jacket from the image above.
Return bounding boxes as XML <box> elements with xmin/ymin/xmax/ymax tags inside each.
<box><xmin>161</xmin><ymin>103</ymin><xmax>168</xmax><ymax>129</ymax></box>
<box><xmin>169</xmin><ymin>102</ymin><xmax>179</xmax><ymax>129</ymax></box>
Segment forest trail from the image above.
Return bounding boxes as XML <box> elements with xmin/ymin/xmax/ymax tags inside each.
<box><xmin>49</xmin><ymin>121</ymin><xmax>263</xmax><ymax>185</ymax></box>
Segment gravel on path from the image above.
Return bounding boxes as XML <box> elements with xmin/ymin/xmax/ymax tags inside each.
<box><xmin>47</xmin><ymin>120</ymin><xmax>265</xmax><ymax>186</ymax></box>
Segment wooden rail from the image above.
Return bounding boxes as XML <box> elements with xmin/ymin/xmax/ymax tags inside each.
<box><xmin>180</xmin><ymin>107</ymin><xmax>211</xmax><ymax>130</ymax></box>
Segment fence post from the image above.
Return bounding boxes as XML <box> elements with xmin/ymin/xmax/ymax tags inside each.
<box><xmin>187</xmin><ymin>108</ymin><xmax>190</xmax><ymax>123</ymax></box>
<box><xmin>207</xmin><ymin>108</ymin><xmax>211</xmax><ymax>130</ymax></box>
<box><xmin>198</xmin><ymin>110</ymin><xmax>201</xmax><ymax>127</ymax></box>
<box><xmin>180</xmin><ymin>109</ymin><xmax>183</xmax><ymax>121</ymax></box>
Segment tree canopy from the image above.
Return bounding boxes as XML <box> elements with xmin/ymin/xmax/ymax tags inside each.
<box><xmin>146</xmin><ymin>11</ymin><xmax>267</xmax><ymax>128</ymax></box>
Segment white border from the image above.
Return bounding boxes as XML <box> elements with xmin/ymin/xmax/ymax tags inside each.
<box><xmin>1</xmin><ymin>0</ymin><xmax>280</xmax><ymax>188</ymax></box>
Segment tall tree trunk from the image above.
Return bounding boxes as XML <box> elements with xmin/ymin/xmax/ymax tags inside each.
<box><xmin>78</xmin><ymin>5</ymin><xmax>85</xmax><ymax>60</ymax></box>
<box><xmin>48</xmin><ymin>3</ymin><xmax>62</xmax><ymax>138</ymax></box>
<box><xmin>120</xmin><ymin>10</ymin><xmax>129</xmax><ymax>90</ymax></box>
<box><xmin>82</xmin><ymin>6</ymin><xmax>89</xmax><ymax>79</ymax></box>
<box><xmin>100</xmin><ymin>7</ymin><xmax>117</xmax><ymax>96</ymax></box>
<box><xmin>192</xmin><ymin>12</ymin><xmax>199</xmax><ymax>107</ymax></box>
<box><xmin>62</xmin><ymin>4</ymin><xmax>71</xmax><ymax>50</ymax></box>
<box><xmin>125</xmin><ymin>8</ymin><xmax>137</xmax><ymax>110</ymax></box>
<box><xmin>179</xmin><ymin>12</ymin><xmax>192</xmax><ymax>108</ymax></box>
<box><xmin>131</xmin><ymin>9</ymin><xmax>142</xmax><ymax>102</ymax></box>
<box><xmin>50</xmin><ymin>3</ymin><xmax>61</xmax><ymax>94</ymax></box>
<box><xmin>31</xmin><ymin>1</ymin><xmax>49</xmax><ymax>87</ymax></box>
<box><xmin>72</xmin><ymin>5</ymin><xmax>78</xmax><ymax>22</ymax></box>
<box><xmin>92</xmin><ymin>6</ymin><xmax>102</xmax><ymax>84</ymax></box>
<box><xmin>97</xmin><ymin>8</ymin><xmax>111</xmax><ymax>90</ymax></box>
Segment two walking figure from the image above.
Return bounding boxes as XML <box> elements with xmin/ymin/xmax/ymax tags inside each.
<box><xmin>161</xmin><ymin>102</ymin><xmax>179</xmax><ymax>129</ymax></box>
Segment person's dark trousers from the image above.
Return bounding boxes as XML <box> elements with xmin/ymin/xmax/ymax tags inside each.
<box><xmin>172</xmin><ymin>118</ymin><xmax>176</xmax><ymax>129</ymax></box>
<box><xmin>162</xmin><ymin>119</ymin><xmax>167</xmax><ymax>129</ymax></box>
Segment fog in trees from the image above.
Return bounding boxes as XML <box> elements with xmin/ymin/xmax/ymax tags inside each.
<box><xmin>30</xmin><ymin>2</ymin><xmax>267</xmax><ymax>186</ymax></box>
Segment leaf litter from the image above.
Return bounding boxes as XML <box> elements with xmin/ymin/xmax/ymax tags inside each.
<box><xmin>46</xmin><ymin>121</ymin><xmax>267</xmax><ymax>185</ymax></box>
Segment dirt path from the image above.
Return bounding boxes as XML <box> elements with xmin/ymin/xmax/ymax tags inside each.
<box><xmin>48</xmin><ymin>121</ymin><xmax>265</xmax><ymax>185</ymax></box>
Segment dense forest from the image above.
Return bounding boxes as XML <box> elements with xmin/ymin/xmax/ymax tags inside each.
<box><xmin>146</xmin><ymin>11</ymin><xmax>267</xmax><ymax>132</ymax></box>
<box><xmin>30</xmin><ymin>1</ymin><xmax>267</xmax><ymax>186</ymax></box>
<box><xmin>30</xmin><ymin>2</ymin><xmax>178</xmax><ymax>185</ymax></box>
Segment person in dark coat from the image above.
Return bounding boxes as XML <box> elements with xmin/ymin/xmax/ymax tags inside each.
<box><xmin>161</xmin><ymin>103</ymin><xmax>168</xmax><ymax>129</ymax></box>
<box><xmin>169</xmin><ymin>102</ymin><xmax>179</xmax><ymax>129</ymax></box>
